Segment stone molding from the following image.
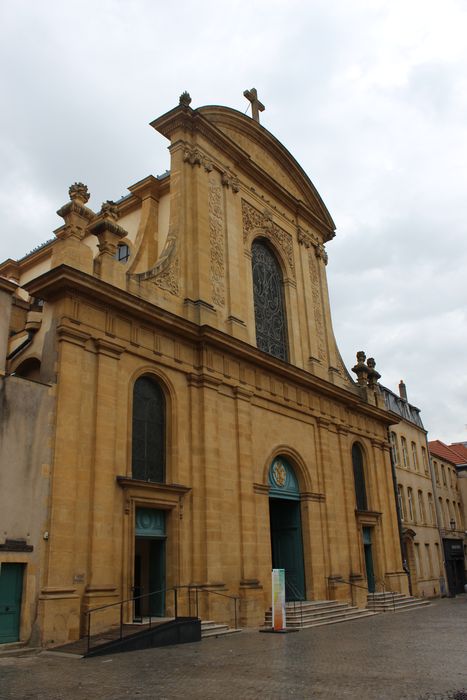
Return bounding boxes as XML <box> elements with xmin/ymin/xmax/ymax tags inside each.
<box><xmin>208</xmin><ymin>179</ymin><xmax>226</xmax><ymax>307</ymax></box>
<box><xmin>241</xmin><ymin>199</ymin><xmax>295</xmax><ymax>278</ymax></box>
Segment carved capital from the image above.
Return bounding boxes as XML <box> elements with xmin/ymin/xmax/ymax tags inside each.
<box><xmin>221</xmin><ymin>169</ymin><xmax>240</xmax><ymax>193</ymax></box>
<box><xmin>315</xmin><ymin>243</ymin><xmax>328</xmax><ymax>265</ymax></box>
<box><xmin>183</xmin><ymin>146</ymin><xmax>212</xmax><ymax>172</ymax></box>
<box><xmin>297</xmin><ymin>227</ymin><xmax>319</xmax><ymax>249</ymax></box>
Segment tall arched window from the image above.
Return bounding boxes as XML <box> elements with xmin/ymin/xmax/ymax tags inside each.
<box><xmin>251</xmin><ymin>239</ymin><xmax>288</xmax><ymax>361</ymax></box>
<box><xmin>352</xmin><ymin>443</ymin><xmax>368</xmax><ymax>511</ymax></box>
<box><xmin>132</xmin><ymin>376</ymin><xmax>165</xmax><ymax>482</ymax></box>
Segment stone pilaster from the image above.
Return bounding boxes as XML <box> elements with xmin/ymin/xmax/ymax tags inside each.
<box><xmin>83</xmin><ymin>338</ymin><xmax>125</xmax><ymax>621</ymax></box>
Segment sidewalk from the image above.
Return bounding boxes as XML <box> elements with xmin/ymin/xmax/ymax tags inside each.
<box><xmin>0</xmin><ymin>597</ymin><xmax>466</xmax><ymax>699</ymax></box>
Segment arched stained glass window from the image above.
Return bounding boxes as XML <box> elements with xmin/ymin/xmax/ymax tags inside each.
<box><xmin>132</xmin><ymin>376</ymin><xmax>165</xmax><ymax>482</ymax></box>
<box><xmin>251</xmin><ymin>239</ymin><xmax>288</xmax><ymax>361</ymax></box>
<box><xmin>352</xmin><ymin>443</ymin><xmax>368</xmax><ymax>511</ymax></box>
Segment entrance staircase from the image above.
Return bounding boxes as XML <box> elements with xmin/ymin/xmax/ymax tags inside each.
<box><xmin>201</xmin><ymin>620</ymin><xmax>241</xmax><ymax>638</ymax></box>
<box><xmin>367</xmin><ymin>591</ymin><xmax>431</xmax><ymax>612</ymax></box>
<box><xmin>263</xmin><ymin>599</ymin><xmax>377</xmax><ymax>630</ymax></box>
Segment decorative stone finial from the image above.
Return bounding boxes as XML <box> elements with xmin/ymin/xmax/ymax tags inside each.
<box><xmin>351</xmin><ymin>351</ymin><xmax>368</xmax><ymax>386</ymax></box>
<box><xmin>179</xmin><ymin>91</ymin><xmax>192</xmax><ymax>107</ymax></box>
<box><xmin>367</xmin><ymin>358</ymin><xmax>381</xmax><ymax>389</ymax></box>
<box><xmin>69</xmin><ymin>182</ymin><xmax>90</xmax><ymax>204</ymax></box>
<box><xmin>99</xmin><ymin>200</ymin><xmax>119</xmax><ymax>221</ymax></box>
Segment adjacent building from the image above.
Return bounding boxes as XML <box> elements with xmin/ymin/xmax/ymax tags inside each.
<box><xmin>428</xmin><ymin>440</ymin><xmax>466</xmax><ymax>595</ymax></box>
<box><xmin>381</xmin><ymin>382</ymin><xmax>445</xmax><ymax>598</ymax></box>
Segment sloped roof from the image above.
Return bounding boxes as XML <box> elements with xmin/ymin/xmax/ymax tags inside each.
<box><xmin>380</xmin><ymin>385</ymin><xmax>424</xmax><ymax>429</ymax></box>
<box><xmin>428</xmin><ymin>440</ymin><xmax>461</xmax><ymax>466</ymax></box>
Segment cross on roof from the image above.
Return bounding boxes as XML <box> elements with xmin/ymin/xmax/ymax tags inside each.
<box><xmin>243</xmin><ymin>88</ymin><xmax>265</xmax><ymax>123</ymax></box>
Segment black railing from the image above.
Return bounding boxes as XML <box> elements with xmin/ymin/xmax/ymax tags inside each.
<box><xmin>85</xmin><ymin>584</ymin><xmax>239</xmax><ymax>654</ymax></box>
<box><xmin>285</xmin><ymin>579</ymin><xmax>305</xmax><ymax>627</ymax></box>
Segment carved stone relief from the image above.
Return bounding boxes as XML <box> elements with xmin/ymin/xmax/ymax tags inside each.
<box><xmin>307</xmin><ymin>248</ymin><xmax>327</xmax><ymax>363</ymax></box>
<box><xmin>208</xmin><ymin>179</ymin><xmax>225</xmax><ymax>307</ymax></box>
<box><xmin>241</xmin><ymin>199</ymin><xmax>295</xmax><ymax>278</ymax></box>
<box><xmin>183</xmin><ymin>145</ymin><xmax>213</xmax><ymax>172</ymax></box>
<box><xmin>131</xmin><ymin>227</ymin><xmax>180</xmax><ymax>296</ymax></box>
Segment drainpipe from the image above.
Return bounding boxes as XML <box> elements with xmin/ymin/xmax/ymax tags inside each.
<box><xmin>387</xmin><ymin>427</ymin><xmax>412</xmax><ymax>595</ymax></box>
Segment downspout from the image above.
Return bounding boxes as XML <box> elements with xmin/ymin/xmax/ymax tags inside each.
<box><xmin>387</xmin><ymin>427</ymin><xmax>412</xmax><ymax>595</ymax></box>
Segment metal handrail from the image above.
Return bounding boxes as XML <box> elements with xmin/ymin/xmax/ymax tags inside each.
<box><xmin>188</xmin><ymin>585</ymin><xmax>240</xmax><ymax>629</ymax></box>
<box><xmin>85</xmin><ymin>584</ymin><xmax>240</xmax><ymax>653</ymax></box>
<box><xmin>374</xmin><ymin>578</ymin><xmax>396</xmax><ymax>611</ymax></box>
<box><xmin>85</xmin><ymin>585</ymin><xmax>179</xmax><ymax>654</ymax></box>
<box><xmin>285</xmin><ymin>579</ymin><xmax>305</xmax><ymax>627</ymax></box>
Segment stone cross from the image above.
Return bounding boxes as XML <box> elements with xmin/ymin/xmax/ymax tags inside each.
<box><xmin>243</xmin><ymin>88</ymin><xmax>265</xmax><ymax>123</ymax></box>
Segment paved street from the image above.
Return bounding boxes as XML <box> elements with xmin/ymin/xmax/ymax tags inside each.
<box><xmin>1</xmin><ymin>597</ymin><xmax>466</xmax><ymax>700</ymax></box>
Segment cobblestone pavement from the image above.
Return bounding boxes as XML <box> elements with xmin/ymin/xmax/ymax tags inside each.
<box><xmin>1</xmin><ymin>597</ymin><xmax>466</xmax><ymax>700</ymax></box>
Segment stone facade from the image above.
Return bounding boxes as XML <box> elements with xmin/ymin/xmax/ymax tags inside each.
<box><xmin>382</xmin><ymin>382</ymin><xmax>446</xmax><ymax>598</ymax></box>
<box><xmin>0</xmin><ymin>96</ymin><xmax>408</xmax><ymax>647</ymax></box>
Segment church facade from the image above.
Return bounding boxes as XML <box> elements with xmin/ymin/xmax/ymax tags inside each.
<box><xmin>0</xmin><ymin>93</ymin><xmax>408</xmax><ymax>647</ymax></box>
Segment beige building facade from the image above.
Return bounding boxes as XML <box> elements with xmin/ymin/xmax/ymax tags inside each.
<box><xmin>0</xmin><ymin>94</ymin><xmax>408</xmax><ymax>647</ymax></box>
<box><xmin>428</xmin><ymin>441</ymin><xmax>466</xmax><ymax>595</ymax></box>
<box><xmin>382</xmin><ymin>383</ymin><xmax>445</xmax><ymax>598</ymax></box>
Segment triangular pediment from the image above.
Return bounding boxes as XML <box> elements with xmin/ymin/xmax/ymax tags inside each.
<box><xmin>196</xmin><ymin>106</ymin><xmax>335</xmax><ymax>233</ymax></box>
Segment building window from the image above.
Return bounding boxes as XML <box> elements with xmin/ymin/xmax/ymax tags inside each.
<box><xmin>447</xmin><ymin>500</ymin><xmax>454</xmax><ymax>528</ymax></box>
<box><xmin>251</xmin><ymin>239</ymin><xmax>288</xmax><ymax>362</ymax></box>
<box><xmin>131</xmin><ymin>376</ymin><xmax>165</xmax><ymax>483</ymax></box>
<box><xmin>425</xmin><ymin>544</ymin><xmax>433</xmax><ymax>578</ymax></box>
<box><xmin>417</xmin><ymin>491</ymin><xmax>426</xmax><ymax>524</ymax></box>
<box><xmin>411</xmin><ymin>442</ymin><xmax>419</xmax><ymax>471</ymax></box>
<box><xmin>428</xmin><ymin>493</ymin><xmax>435</xmax><ymax>525</ymax></box>
<box><xmin>390</xmin><ymin>432</ymin><xmax>400</xmax><ymax>465</ymax></box>
<box><xmin>421</xmin><ymin>446</ymin><xmax>429</xmax><ymax>474</ymax></box>
<box><xmin>441</xmin><ymin>464</ymin><xmax>447</xmax><ymax>486</ymax></box>
<box><xmin>401</xmin><ymin>437</ymin><xmax>409</xmax><ymax>468</ymax></box>
<box><xmin>414</xmin><ymin>543</ymin><xmax>422</xmax><ymax>578</ymax></box>
<box><xmin>407</xmin><ymin>487</ymin><xmax>415</xmax><ymax>521</ymax></box>
<box><xmin>434</xmin><ymin>461</ymin><xmax>440</xmax><ymax>484</ymax></box>
<box><xmin>352</xmin><ymin>443</ymin><xmax>368</xmax><ymax>511</ymax></box>
<box><xmin>116</xmin><ymin>243</ymin><xmax>130</xmax><ymax>263</ymax></box>
<box><xmin>438</xmin><ymin>497</ymin><xmax>444</xmax><ymax>527</ymax></box>
<box><xmin>434</xmin><ymin>542</ymin><xmax>441</xmax><ymax>576</ymax></box>
<box><xmin>398</xmin><ymin>484</ymin><xmax>406</xmax><ymax>521</ymax></box>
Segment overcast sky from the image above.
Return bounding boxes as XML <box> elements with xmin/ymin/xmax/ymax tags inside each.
<box><xmin>1</xmin><ymin>0</ymin><xmax>466</xmax><ymax>443</ymax></box>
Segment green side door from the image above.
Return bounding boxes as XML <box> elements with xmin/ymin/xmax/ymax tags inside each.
<box><xmin>0</xmin><ymin>564</ymin><xmax>24</xmax><ymax>643</ymax></box>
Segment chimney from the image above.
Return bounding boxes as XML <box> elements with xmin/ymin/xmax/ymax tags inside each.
<box><xmin>399</xmin><ymin>380</ymin><xmax>407</xmax><ymax>401</ymax></box>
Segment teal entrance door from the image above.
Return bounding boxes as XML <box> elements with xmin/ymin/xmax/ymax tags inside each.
<box><xmin>0</xmin><ymin>564</ymin><xmax>24</xmax><ymax>643</ymax></box>
<box><xmin>268</xmin><ymin>457</ymin><xmax>306</xmax><ymax>601</ymax></box>
<box><xmin>363</xmin><ymin>527</ymin><xmax>376</xmax><ymax>593</ymax></box>
<box><xmin>134</xmin><ymin>508</ymin><xmax>166</xmax><ymax>619</ymax></box>
<box><xmin>269</xmin><ymin>499</ymin><xmax>306</xmax><ymax>601</ymax></box>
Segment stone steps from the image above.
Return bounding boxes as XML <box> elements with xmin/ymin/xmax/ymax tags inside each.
<box><xmin>263</xmin><ymin>600</ymin><xmax>378</xmax><ymax>630</ymax></box>
<box><xmin>367</xmin><ymin>592</ymin><xmax>431</xmax><ymax>612</ymax></box>
<box><xmin>201</xmin><ymin>620</ymin><xmax>242</xmax><ymax>638</ymax></box>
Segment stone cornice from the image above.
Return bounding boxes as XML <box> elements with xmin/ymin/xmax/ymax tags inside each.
<box><xmin>0</xmin><ymin>276</ymin><xmax>18</xmax><ymax>294</ymax></box>
<box><xmin>24</xmin><ymin>264</ymin><xmax>397</xmax><ymax>426</ymax></box>
<box><xmin>116</xmin><ymin>476</ymin><xmax>191</xmax><ymax>497</ymax></box>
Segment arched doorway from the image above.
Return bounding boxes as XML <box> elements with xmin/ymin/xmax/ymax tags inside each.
<box><xmin>268</xmin><ymin>457</ymin><xmax>305</xmax><ymax>601</ymax></box>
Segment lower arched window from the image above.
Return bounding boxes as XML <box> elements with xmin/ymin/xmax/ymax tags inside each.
<box><xmin>352</xmin><ymin>443</ymin><xmax>368</xmax><ymax>511</ymax></box>
<box><xmin>132</xmin><ymin>376</ymin><xmax>165</xmax><ymax>482</ymax></box>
